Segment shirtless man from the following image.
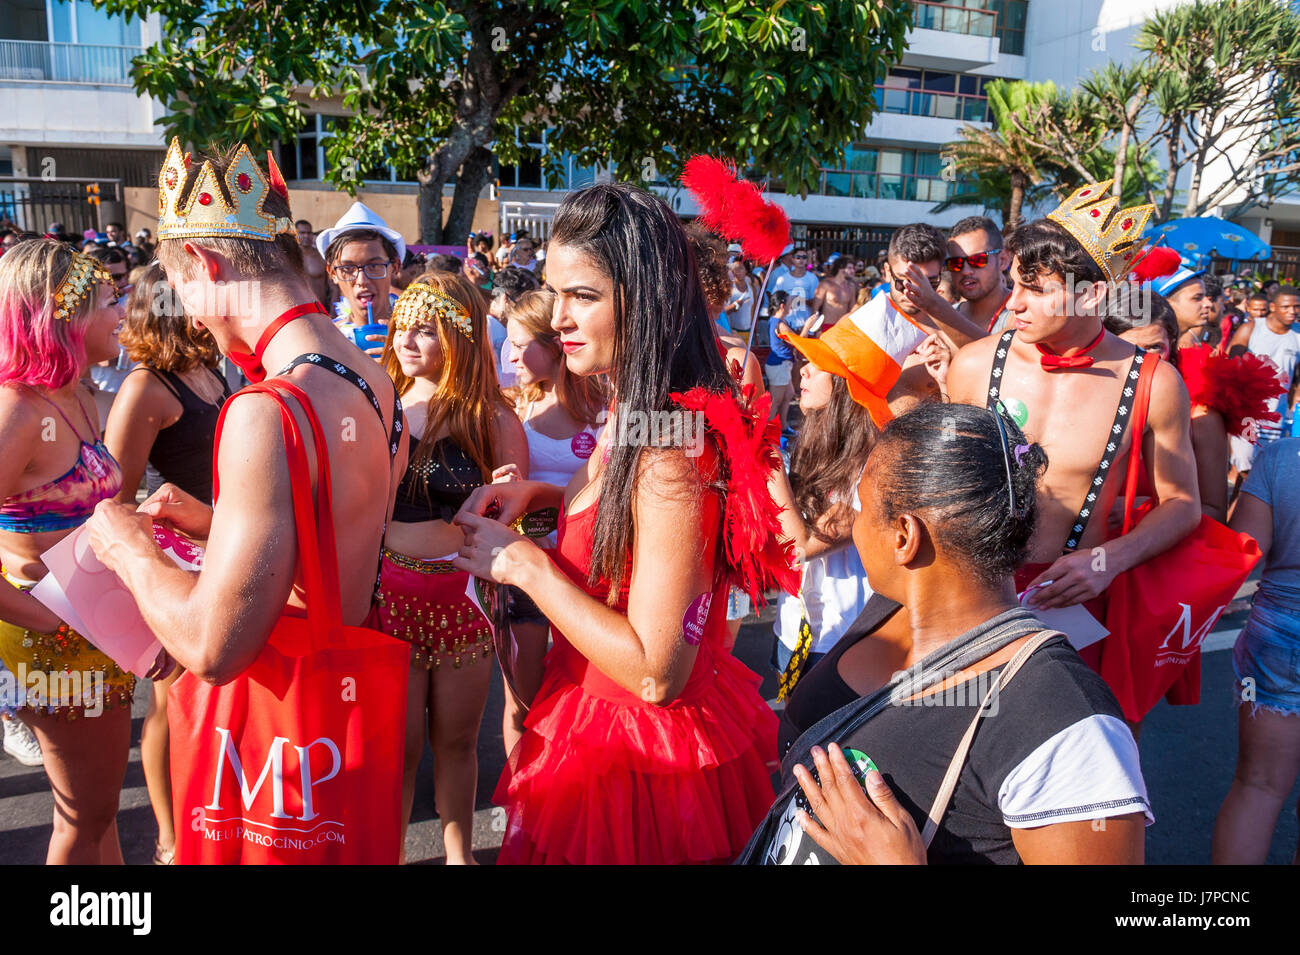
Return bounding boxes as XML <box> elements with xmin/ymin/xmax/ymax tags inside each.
<box><xmin>946</xmin><ymin>185</ymin><xmax>1200</xmax><ymax>623</ymax></box>
<box><xmin>946</xmin><ymin>215</ymin><xmax>1012</xmax><ymax>335</ymax></box>
<box><xmin>811</xmin><ymin>256</ymin><xmax>858</xmax><ymax>327</ymax></box>
<box><xmin>295</xmin><ymin>218</ymin><xmax>331</xmax><ymax>305</ymax></box>
<box><xmin>86</xmin><ymin>140</ymin><xmax>407</xmax><ymax>686</ymax></box>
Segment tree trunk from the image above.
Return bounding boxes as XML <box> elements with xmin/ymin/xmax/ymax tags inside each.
<box><xmin>1008</xmin><ymin>169</ymin><xmax>1027</xmax><ymax>229</ymax></box>
<box><xmin>443</xmin><ymin>146</ymin><xmax>495</xmax><ymax>247</ymax></box>
<box><xmin>417</xmin><ymin>174</ymin><xmax>445</xmax><ymax>245</ymax></box>
<box><xmin>1111</xmin><ymin>123</ymin><xmax>1131</xmax><ymax>197</ymax></box>
<box><xmin>1160</xmin><ymin>115</ymin><xmax>1183</xmax><ymax>221</ymax></box>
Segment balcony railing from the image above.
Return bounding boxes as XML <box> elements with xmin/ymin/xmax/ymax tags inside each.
<box><xmin>818</xmin><ymin>168</ymin><xmax>977</xmax><ymax>203</ymax></box>
<box><xmin>910</xmin><ymin>0</ymin><xmax>998</xmax><ymax>38</ymax></box>
<box><xmin>874</xmin><ymin>85</ymin><xmax>991</xmax><ymax>122</ymax></box>
<box><xmin>0</xmin><ymin>40</ymin><xmax>142</xmax><ymax>86</ymax></box>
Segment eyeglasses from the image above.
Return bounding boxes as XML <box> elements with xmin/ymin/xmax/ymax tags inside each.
<box><xmin>793</xmin><ymin>254</ymin><xmax>808</xmax><ymax>260</ymax></box>
<box><xmin>945</xmin><ymin>249</ymin><xmax>1002</xmax><ymax>272</ymax></box>
<box><xmin>332</xmin><ymin>262</ymin><xmax>391</xmax><ymax>281</ymax></box>
<box><xmin>991</xmin><ymin>400</ymin><xmax>1027</xmax><ymax>520</ymax></box>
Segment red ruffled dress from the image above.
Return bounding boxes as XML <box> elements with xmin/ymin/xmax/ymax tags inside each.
<box><xmin>493</xmin><ymin>402</ymin><xmax>794</xmax><ymax>864</ymax></box>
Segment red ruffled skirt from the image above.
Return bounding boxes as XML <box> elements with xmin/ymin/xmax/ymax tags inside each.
<box><xmin>493</xmin><ymin>637</ymin><xmax>776</xmax><ymax>865</ymax></box>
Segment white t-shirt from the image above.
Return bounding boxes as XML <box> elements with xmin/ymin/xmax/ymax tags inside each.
<box><xmin>727</xmin><ymin>284</ymin><xmax>755</xmax><ymax>331</ymax></box>
<box><xmin>772</xmin><ymin>270</ymin><xmax>820</xmax><ymax>325</ymax></box>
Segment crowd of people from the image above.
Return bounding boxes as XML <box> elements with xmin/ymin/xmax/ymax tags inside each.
<box><xmin>0</xmin><ymin>140</ymin><xmax>1297</xmax><ymax>867</ymax></box>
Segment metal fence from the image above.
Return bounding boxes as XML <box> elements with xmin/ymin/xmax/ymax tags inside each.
<box><xmin>910</xmin><ymin>0</ymin><xmax>998</xmax><ymax>37</ymax></box>
<box><xmin>0</xmin><ymin>178</ymin><xmax>122</xmax><ymax>237</ymax></box>
<box><xmin>1209</xmin><ymin>247</ymin><xmax>1300</xmax><ymax>284</ymax></box>
<box><xmin>792</xmin><ymin>224</ymin><xmax>899</xmax><ymax>265</ymax></box>
<box><xmin>0</xmin><ymin>40</ymin><xmax>142</xmax><ymax>85</ymax></box>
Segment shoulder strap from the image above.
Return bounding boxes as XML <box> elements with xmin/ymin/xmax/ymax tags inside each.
<box><xmin>274</xmin><ymin>353</ymin><xmax>404</xmax><ymax>461</ymax></box>
<box><xmin>138</xmin><ymin>366</ymin><xmax>182</xmax><ymax>402</ymax></box>
<box><xmin>1118</xmin><ymin>352</ymin><xmax>1160</xmax><ymax>535</ymax></box>
<box><xmin>211</xmin><ymin>378</ymin><xmax>344</xmax><ymax>643</ymax></box>
<box><xmin>920</xmin><ymin>630</ymin><xmax>1061</xmax><ymax>848</ymax></box>
<box><xmin>985</xmin><ymin>329</ymin><xmax>1015</xmax><ymax>405</ymax></box>
<box><xmin>26</xmin><ymin>387</ymin><xmax>94</xmax><ymax>443</ymax></box>
<box><xmin>1060</xmin><ymin>347</ymin><xmax>1146</xmax><ymax>553</ymax></box>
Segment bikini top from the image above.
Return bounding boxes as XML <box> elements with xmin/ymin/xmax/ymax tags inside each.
<box><xmin>391</xmin><ymin>436</ymin><xmax>484</xmax><ymax>524</ymax></box>
<box><xmin>0</xmin><ymin>388</ymin><xmax>123</xmax><ymax>534</ymax></box>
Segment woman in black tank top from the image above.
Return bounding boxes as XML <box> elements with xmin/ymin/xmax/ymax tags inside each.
<box><xmin>103</xmin><ymin>263</ymin><xmax>228</xmax><ymax>865</ymax></box>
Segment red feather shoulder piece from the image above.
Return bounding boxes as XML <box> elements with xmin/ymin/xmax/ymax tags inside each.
<box><xmin>1180</xmin><ymin>344</ymin><xmax>1286</xmax><ymax>441</ymax></box>
<box><xmin>669</xmin><ymin>384</ymin><xmax>799</xmax><ymax>604</ymax></box>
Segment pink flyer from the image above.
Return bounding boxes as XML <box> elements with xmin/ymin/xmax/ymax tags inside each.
<box><xmin>31</xmin><ymin>523</ymin><xmax>205</xmax><ymax>677</ymax></box>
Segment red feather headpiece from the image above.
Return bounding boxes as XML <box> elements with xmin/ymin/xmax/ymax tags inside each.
<box><xmin>681</xmin><ymin>155</ymin><xmax>791</xmax><ymax>264</ymax></box>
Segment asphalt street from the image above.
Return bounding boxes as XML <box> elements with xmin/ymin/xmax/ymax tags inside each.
<box><xmin>1</xmin><ymin>583</ymin><xmax>1295</xmax><ymax>865</ymax></box>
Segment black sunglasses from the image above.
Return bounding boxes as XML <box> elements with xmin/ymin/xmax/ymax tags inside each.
<box><xmin>945</xmin><ymin>249</ymin><xmax>1002</xmax><ymax>272</ymax></box>
<box><xmin>991</xmin><ymin>400</ymin><xmax>1027</xmax><ymax>520</ymax></box>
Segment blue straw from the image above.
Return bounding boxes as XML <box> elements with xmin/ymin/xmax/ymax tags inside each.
<box><xmin>367</xmin><ymin>302</ymin><xmax>373</xmax><ymax>325</ymax></box>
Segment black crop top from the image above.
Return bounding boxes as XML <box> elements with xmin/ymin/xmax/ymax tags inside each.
<box><xmin>391</xmin><ymin>437</ymin><xmax>484</xmax><ymax>524</ymax></box>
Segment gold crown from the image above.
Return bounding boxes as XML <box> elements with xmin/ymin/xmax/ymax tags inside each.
<box><xmin>53</xmin><ymin>253</ymin><xmax>114</xmax><ymax>322</ymax></box>
<box><xmin>156</xmin><ymin>137</ymin><xmax>295</xmax><ymax>242</ymax></box>
<box><xmin>1046</xmin><ymin>180</ymin><xmax>1155</xmax><ymax>284</ymax></box>
<box><xmin>392</xmin><ymin>283</ymin><xmax>474</xmax><ymax>342</ymax></box>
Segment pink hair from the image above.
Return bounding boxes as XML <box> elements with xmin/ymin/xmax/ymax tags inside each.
<box><xmin>0</xmin><ymin>244</ymin><xmax>91</xmax><ymax>390</ymax></box>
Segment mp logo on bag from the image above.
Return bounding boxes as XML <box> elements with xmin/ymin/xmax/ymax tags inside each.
<box><xmin>198</xmin><ymin>726</ymin><xmax>346</xmax><ymax>851</ymax></box>
<box><xmin>1155</xmin><ymin>602</ymin><xmax>1227</xmax><ymax>664</ymax></box>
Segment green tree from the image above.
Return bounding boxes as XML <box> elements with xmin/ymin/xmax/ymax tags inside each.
<box><xmin>1137</xmin><ymin>0</ymin><xmax>1300</xmax><ymax>218</ymax></box>
<box><xmin>93</xmin><ymin>0</ymin><xmax>913</xmax><ymax>243</ymax></box>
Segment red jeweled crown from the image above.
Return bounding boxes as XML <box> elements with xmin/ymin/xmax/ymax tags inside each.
<box><xmin>1046</xmin><ymin>180</ymin><xmax>1155</xmax><ymax>284</ymax></box>
<box><xmin>157</xmin><ymin>137</ymin><xmax>294</xmax><ymax>243</ymax></box>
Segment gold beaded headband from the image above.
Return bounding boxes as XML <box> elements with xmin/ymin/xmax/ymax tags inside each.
<box><xmin>53</xmin><ymin>253</ymin><xmax>115</xmax><ymax>322</ymax></box>
<box><xmin>391</xmin><ymin>283</ymin><xmax>474</xmax><ymax>342</ymax></box>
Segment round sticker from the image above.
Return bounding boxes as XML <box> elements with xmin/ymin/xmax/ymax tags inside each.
<box><xmin>682</xmin><ymin>592</ymin><xmax>713</xmax><ymax>646</ymax></box>
<box><xmin>571</xmin><ymin>431</ymin><xmax>597</xmax><ymax>459</ymax></box>
<box><xmin>1001</xmin><ymin>396</ymin><xmax>1029</xmax><ymax>429</ymax></box>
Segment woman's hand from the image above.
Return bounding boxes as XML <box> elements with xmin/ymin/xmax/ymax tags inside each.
<box><xmin>792</xmin><ymin>743</ymin><xmax>927</xmax><ymax>865</ymax></box>
<box><xmin>1023</xmin><ymin>549</ymin><xmax>1119</xmax><ymax>609</ymax></box>
<box><xmin>456</xmin><ymin>480</ymin><xmax>543</xmax><ymax>526</ymax></box>
<box><xmin>492</xmin><ymin>463</ymin><xmax>521</xmax><ymax>484</ymax></box>
<box><xmin>451</xmin><ymin>511</ymin><xmax>538</xmax><ymax>587</ymax></box>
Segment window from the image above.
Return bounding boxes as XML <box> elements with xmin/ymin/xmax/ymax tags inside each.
<box><xmin>989</xmin><ymin>0</ymin><xmax>1028</xmax><ymax>56</ymax></box>
<box><xmin>875</xmin><ymin>69</ymin><xmax>996</xmax><ymax>123</ymax></box>
<box><xmin>277</xmin><ymin>115</ymin><xmax>420</xmax><ymax>184</ymax></box>
<box><xmin>46</xmin><ymin>0</ymin><xmax>135</xmax><ymax>45</ymax></box>
<box><xmin>820</xmin><ymin>147</ymin><xmax>973</xmax><ymax>202</ymax></box>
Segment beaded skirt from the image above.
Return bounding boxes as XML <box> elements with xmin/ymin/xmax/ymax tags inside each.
<box><xmin>0</xmin><ymin>576</ymin><xmax>135</xmax><ymax>718</ymax></box>
<box><xmin>375</xmin><ymin>548</ymin><xmax>493</xmax><ymax>671</ymax></box>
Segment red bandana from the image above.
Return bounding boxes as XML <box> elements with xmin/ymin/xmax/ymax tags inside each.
<box><xmin>227</xmin><ymin>302</ymin><xmax>329</xmax><ymax>382</ymax></box>
<box><xmin>1036</xmin><ymin>329</ymin><xmax>1105</xmax><ymax>371</ymax></box>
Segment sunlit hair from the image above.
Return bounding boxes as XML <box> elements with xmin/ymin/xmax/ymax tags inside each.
<box><xmin>118</xmin><ymin>262</ymin><xmax>221</xmax><ymax>373</ymax></box>
<box><xmin>382</xmin><ymin>270</ymin><xmax>508</xmax><ymax>480</ymax></box>
<box><xmin>155</xmin><ymin>143</ymin><xmax>304</xmax><ymax>282</ymax></box>
<box><xmin>0</xmin><ymin>238</ymin><xmax>110</xmax><ymax>389</ymax></box>
<box><xmin>503</xmin><ymin>289</ymin><xmax>608</xmax><ymax>426</ymax></box>
<box><xmin>789</xmin><ymin>376</ymin><xmax>877</xmax><ymax>544</ymax></box>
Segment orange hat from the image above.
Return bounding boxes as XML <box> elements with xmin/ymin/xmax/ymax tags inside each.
<box><xmin>778</xmin><ymin>294</ymin><xmax>929</xmax><ymax>429</ymax></box>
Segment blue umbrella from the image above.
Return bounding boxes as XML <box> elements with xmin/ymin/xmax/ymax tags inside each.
<box><xmin>1145</xmin><ymin>216</ymin><xmax>1271</xmax><ymax>265</ymax></box>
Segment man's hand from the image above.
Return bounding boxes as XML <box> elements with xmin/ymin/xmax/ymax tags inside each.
<box><xmin>87</xmin><ymin>499</ymin><xmax>161</xmax><ymax>577</ymax></box>
<box><xmin>917</xmin><ymin>333</ymin><xmax>952</xmax><ymax>394</ymax></box>
<box><xmin>792</xmin><ymin>744</ymin><xmax>927</xmax><ymax>865</ymax></box>
<box><xmin>136</xmin><ymin>482</ymin><xmax>212</xmax><ymax>541</ymax></box>
<box><xmin>1024</xmin><ymin>549</ymin><xmax>1118</xmax><ymax>609</ymax></box>
<box><xmin>895</xmin><ymin>262</ymin><xmax>946</xmax><ymax>315</ymax></box>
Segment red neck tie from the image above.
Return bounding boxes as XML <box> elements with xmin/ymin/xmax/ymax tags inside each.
<box><xmin>1036</xmin><ymin>329</ymin><xmax>1105</xmax><ymax>371</ymax></box>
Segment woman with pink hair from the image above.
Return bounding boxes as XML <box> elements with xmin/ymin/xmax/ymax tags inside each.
<box><xmin>0</xmin><ymin>238</ymin><xmax>135</xmax><ymax>863</ymax></box>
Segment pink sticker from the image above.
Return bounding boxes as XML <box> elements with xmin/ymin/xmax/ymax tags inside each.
<box><xmin>682</xmin><ymin>592</ymin><xmax>713</xmax><ymax>646</ymax></box>
<box><xmin>571</xmin><ymin>431</ymin><xmax>597</xmax><ymax>459</ymax></box>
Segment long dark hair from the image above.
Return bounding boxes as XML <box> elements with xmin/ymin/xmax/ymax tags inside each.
<box><xmin>550</xmin><ymin>183</ymin><xmax>733</xmax><ymax>602</ymax></box>
<box><xmin>869</xmin><ymin>403</ymin><xmax>1048</xmax><ymax>587</ymax></box>
<box><xmin>789</xmin><ymin>377</ymin><xmax>877</xmax><ymax>544</ymax></box>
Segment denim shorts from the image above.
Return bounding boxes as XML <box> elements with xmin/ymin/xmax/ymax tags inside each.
<box><xmin>726</xmin><ymin>586</ymin><xmax>750</xmax><ymax>621</ymax></box>
<box><xmin>1232</xmin><ymin>598</ymin><xmax>1300</xmax><ymax>717</ymax></box>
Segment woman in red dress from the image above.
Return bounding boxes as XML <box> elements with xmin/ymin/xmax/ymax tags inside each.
<box><xmin>453</xmin><ymin>182</ymin><xmax>796</xmax><ymax>864</ymax></box>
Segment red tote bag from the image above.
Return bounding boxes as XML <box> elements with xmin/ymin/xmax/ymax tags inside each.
<box><xmin>1098</xmin><ymin>355</ymin><xmax>1261</xmax><ymax>723</ymax></box>
<box><xmin>168</xmin><ymin>378</ymin><xmax>408</xmax><ymax>864</ymax></box>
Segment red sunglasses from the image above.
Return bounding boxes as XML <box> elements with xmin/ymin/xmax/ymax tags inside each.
<box><xmin>945</xmin><ymin>249</ymin><xmax>1002</xmax><ymax>272</ymax></box>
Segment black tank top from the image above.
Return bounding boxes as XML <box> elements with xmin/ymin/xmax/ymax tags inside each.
<box><xmin>142</xmin><ymin>366</ymin><xmax>231</xmax><ymax>503</ymax></box>
<box><xmin>391</xmin><ymin>437</ymin><xmax>484</xmax><ymax>524</ymax></box>
<box><xmin>779</xmin><ymin>594</ymin><xmax>904</xmax><ymax>756</ymax></box>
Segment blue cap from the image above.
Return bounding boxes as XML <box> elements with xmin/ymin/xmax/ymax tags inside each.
<box><xmin>1151</xmin><ymin>266</ymin><xmax>1205</xmax><ymax>298</ymax></box>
